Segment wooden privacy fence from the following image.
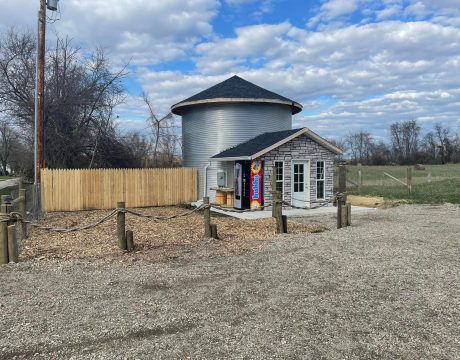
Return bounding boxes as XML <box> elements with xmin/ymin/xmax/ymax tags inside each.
<box><xmin>41</xmin><ymin>168</ymin><xmax>198</xmax><ymax>212</ymax></box>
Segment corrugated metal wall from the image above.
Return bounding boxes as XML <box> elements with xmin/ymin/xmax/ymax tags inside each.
<box><xmin>181</xmin><ymin>102</ymin><xmax>292</xmax><ymax>200</ymax></box>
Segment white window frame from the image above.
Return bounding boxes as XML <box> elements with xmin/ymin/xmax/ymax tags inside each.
<box><xmin>273</xmin><ymin>160</ymin><xmax>284</xmax><ymax>199</ymax></box>
<box><xmin>316</xmin><ymin>160</ymin><xmax>325</xmax><ymax>200</ymax></box>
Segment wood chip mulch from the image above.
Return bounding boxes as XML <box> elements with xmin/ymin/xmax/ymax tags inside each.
<box><xmin>20</xmin><ymin>206</ymin><xmax>326</xmax><ymax>263</ymax></box>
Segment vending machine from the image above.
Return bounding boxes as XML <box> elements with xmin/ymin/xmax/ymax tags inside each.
<box><xmin>234</xmin><ymin>160</ymin><xmax>263</xmax><ymax>210</ymax></box>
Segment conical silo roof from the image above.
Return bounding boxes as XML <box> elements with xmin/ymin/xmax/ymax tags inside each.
<box><xmin>171</xmin><ymin>75</ymin><xmax>302</xmax><ymax>115</ymax></box>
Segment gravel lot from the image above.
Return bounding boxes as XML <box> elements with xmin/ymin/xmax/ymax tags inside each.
<box><xmin>1</xmin><ymin>204</ymin><xmax>460</xmax><ymax>359</ymax></box>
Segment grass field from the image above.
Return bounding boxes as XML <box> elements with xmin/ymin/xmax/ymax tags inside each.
<box><xmin>342</xmin><ymin>164</ymin><xmax>460</xmax><ymax>204</ymax></box>
<box><xmin>0</xmin><ymin>186</ymin><xmax>16</xmax><ymax>197</ymax></box>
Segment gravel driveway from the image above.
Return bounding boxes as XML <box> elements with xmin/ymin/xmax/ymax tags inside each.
<box><xmin>1</xmin><ymin>204</ymin><xmax>459</xmax><ymax>359</ymax></box>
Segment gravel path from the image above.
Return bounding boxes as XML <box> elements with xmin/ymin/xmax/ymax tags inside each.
<box><xmin>1</xmin><ymin>204</ymin><xmax>460</xmax><ymax>359</ymax></box>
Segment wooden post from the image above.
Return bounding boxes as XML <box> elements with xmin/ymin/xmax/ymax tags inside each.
<box><xmin>427</xmin><ymin>172</ymin><xmax>432</xmax><ymax>183</ymax></box>
<box><xmin>203</xmin><ymin>196</ymin><xmax>211</xmax><ymax>237</ymax></box>
<box><xmin>338</xmin><ymin>165</ymin><xmax>347</xmax><ymax>202</ymax></box>
<box><xmin>18</xmin><ymin>189</ymin><xmax>27</xmax><ymax>239</ymax></box>
<box><xmin>7</xmin><ymin>224</ymin><xmax>18</xmax><ymax>263</ymax></box>
<box><xmin>337</xmin><ymin>196</ymin><xmax>345</xmax><ymax>229</ymax></box>
<box><xmin>126</xmin><ymin>230</ymin><xmax>134</xmax><ymax>251</ymax></box>
<box><xmin>282</xmin><ymin>215</ymin><xmax>288</xmax><ymax>233</ymax></box>
<box><xmin>18</xmin><ymin>177</ymin><xmax>23</xmax><ymax>191</ymax></box>
<box><xmin>210</xmin><ymin>223</ymin><xmax>218</xmax><ymax>239</ymax></box>
<box><xmin>407</xmin><ymin>167</ymin><xmax>412</xmax><ymax>196</ymax></box>
<box><xmin>341</xmin><ymin>204</ymin><xmax>348</xmax><ymax>228</ymax></box>
<box><xmin>275</xmin><ymin>191</ymin><xmax>284</xmax><ymax>233</ymax></box>
<box><xmin>117</xmin><ymin>201</ymin><xmax>127</xmax><ymax>250</ymax></box>
<box><xmin>357</xmin><ymin>163</ymin><xmax>362</xmax><ymax>194</ymax></box>
<box><xmin>0</xmin><ymin>221</ymin><xmax>8</xmax><ymax>265</ymax></box>
<box><xmin>346</xmin><ymin>202</ymin><xmax>351</xmax><ymax>226</ymax></box>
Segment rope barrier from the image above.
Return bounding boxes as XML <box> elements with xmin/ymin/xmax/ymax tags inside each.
<box><xmin>0</xmin><ymin>192</ymin><xmax>348</xmax><ymax>233</ymax></box>
<box><xmin>123</xmin><ymin>204</ymin><xmax>207</xmax><ymax>220</ymax></box>
<box><xmin>0</xmin><ymin>205</ymin><xmax>209</xmax><ymax>233</ymax></box>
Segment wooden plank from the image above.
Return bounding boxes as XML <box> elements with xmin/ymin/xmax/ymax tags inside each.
<box><xmin>39</xmin><ymin>168</ymin><xmax>198</xmax><ymax>212</ymax></box>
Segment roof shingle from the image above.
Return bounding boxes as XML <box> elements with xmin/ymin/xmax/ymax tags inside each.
<box><xmin>211</xmin><ymin>128</ymin><xmax>303</xmax><ymax>159</ymax></box>
<box><xmin>171</xmin><ymin>75</ymin><xmax>302</xmax><ymax>114</ymax></box>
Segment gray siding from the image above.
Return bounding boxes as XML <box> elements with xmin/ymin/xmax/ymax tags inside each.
<box><xmin>259</xmin><ymin>134</ymin><xmax>336</xmax><ymax>205</ymax></box>
<box><xmin>182</xmin><ymin>102</ymin><xmax>292</xmax><ymax>200</ymax></box>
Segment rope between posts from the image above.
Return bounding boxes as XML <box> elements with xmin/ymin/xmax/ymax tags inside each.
<box><xmin>0</xmin><ymin>192</ymin><xmax>349</xmax><ymax>233</ymax></box>
<box><xmin>123</xmin><ymin>204</ymin><xmax>207</xmax><ymax>220</ymax></box>
<box><xmin>280</xmin><ymin>192</ymin><xmax>346</xmax><ymax>210</ymax></box>
<box><xmin>0</xmin><ymin>204</ymin><xmax>209</xmax><ymax>233</ymax></box>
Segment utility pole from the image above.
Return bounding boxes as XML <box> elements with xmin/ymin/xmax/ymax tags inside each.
<box><xmin>33</xmin><ymin>0</ymin><xmax>59</xmax><ymax>218</ymax></box>
<box><xmin>36</xmin><ymin>0</ymin><xmax>46</xmax><ymax>184</ymax></box>
<box><xmin>34</xmin><ymin>0</ymin><xmax>59</xmax><ymax>185</ymax></box>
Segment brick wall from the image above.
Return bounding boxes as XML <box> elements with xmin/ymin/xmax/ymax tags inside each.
<box><xmin>259</xmin><ymin>134</ymin><xmax>336</xmax><ymax>205</ymax></box>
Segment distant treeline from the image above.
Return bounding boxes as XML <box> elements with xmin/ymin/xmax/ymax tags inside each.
<box><xmin>332</xmin><ymin>120</ymin><xmax>460</xmax><ymax>165</ymax></box>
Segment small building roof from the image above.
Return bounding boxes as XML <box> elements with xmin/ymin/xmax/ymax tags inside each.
<box><xmin>171</xmin><ymin>75</ymin><xmax>303</xmax><ymax>115</ymax></box>
<box><xmin>210</xmin><ymin>128</ymin><xmax>343</xmax><ymax>161</ymax></box>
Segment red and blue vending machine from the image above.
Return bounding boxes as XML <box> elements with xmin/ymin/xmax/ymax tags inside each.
<box><xmin>234</xmin><ymin>160</ymin><xmax>263</xmax><ymax>210</ymax></box>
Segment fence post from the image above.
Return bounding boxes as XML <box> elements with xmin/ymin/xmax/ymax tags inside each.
<box><xmin>346</xmin><ymin>202</ymin><xmax>351</xmax><ymax>226</ymax></box>
<box><xmin>337</xmin><ymin>195</ymin><xmax>345</xmax><ymax>229</ymax></box>
<box><xmin>282</xmin><ymin>215</ymin><xmax>288</xmax><ymax>233</ymax></box>
<box><xmin>210</xmin><ymin>223</ymin><xmax>218</xmax><ymax>239</ymax></box>
<box><xmin>357</xmin><ymin>163</ymin><xmax>362</xmax><ymax>194</ymax></box>
<box><xmin>341</xmin><ymin>204</ymin><xmax>348</xmax><ymax>228</ymax></box>
<box><xmin>203</xmin><ymin>197</ymin><xmax>211</xmax><ymax>237</ymax></box>
<box><xmin>126</xmin><ymin>230</ymin><xmax>134</xmax><ymax>251</ymax></box>
<box><xmin>338</xmin><ymin>165</ymin><xmax>347</xmax><ymax>202</ymax></box>
<box><xmin>407</xmin><ymin>167</ymin><xmax>412</xmax><ymax>196</ymax></box>
<box><xmin>7</xmin><ymin>224</ymin><xmax>18</xmax><ymax>263</ymax></box>
<box><xmin>117</xmin><ymin>201</ymin><xmax>127</xmax><ymax>250</ymax></box>
<box><xmin>274</xmin><ymin>191</ymin><xmax>284</xmax><ymax>234</ymax></box>
<box><xmin>0</xmin><ymin>221</ymin><xmax>8</xmax><ymax>265</ymax></box>
<box><xmin>17</xmin><ymin>189</ymin><xmax>26</xmax><ymax>241</ymax></box>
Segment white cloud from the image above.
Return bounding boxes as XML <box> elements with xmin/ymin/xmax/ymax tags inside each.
<box><xmin>138</xmin><ymin>19</ymin><xmax>460</xmax><ymax>138</ymax></box>
<box><xmin>0</xmin><ymin>0</ymin><xmax>219</xmax><ymax>65</ymax></box>
<box><xmin>320</xmin><ymin>0</ymin><xmax>358</xmax><ymax>19</ymax></box>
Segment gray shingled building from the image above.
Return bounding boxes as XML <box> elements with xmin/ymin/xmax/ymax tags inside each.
<box><xmin>171</xmin><ymin>75</ymin><xmax>342</xmax><ymax>209</ymax></box>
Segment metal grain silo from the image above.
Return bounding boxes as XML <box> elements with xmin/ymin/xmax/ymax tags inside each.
<box><xmin>171</xmin><ymin>75</ymin><xmax>302</xmax><ymax>200</ymax></box>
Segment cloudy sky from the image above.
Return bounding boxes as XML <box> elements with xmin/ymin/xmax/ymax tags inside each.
<box><xmin>1</xmin><ymin>0</ymin><xmax>460</xmax><ymax>140</ymax></box>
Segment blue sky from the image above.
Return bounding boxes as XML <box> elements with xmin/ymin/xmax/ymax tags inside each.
<box><xmin>1</xmin><ymin>0</ymin><xmax>460</xmax><ymax>140</ymax></box>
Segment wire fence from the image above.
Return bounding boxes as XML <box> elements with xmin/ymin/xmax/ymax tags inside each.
<box><xmin>334</xmin><ymin>164</ymin><xmax>460</xmax><ymax>203</ymax></box>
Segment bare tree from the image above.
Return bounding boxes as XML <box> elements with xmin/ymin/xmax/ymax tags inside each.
<box><xmin>121</xmin><ymin>131</ymin><xmax>152</xmax><ymax>167</ymax></box>
<box><xmin>0</xmin><ymin>28</ymin><xmax>129</xmax><ymax>171</ymax></box>
<box><xmin>390</xmin><ymin>120</ymin><xmax>420</xmax><ymax>164</ymax></box>
<box><xmin>345</xmin><ymin>131</ymin><xmax>374</xmax><ymax>164</ymax></box>
<box><xmin>433</xmin><ymin>123</ymin><xmax>452</xmax><ymax>164</ymax></box>
<box><xmin>142</xmin><ymin>92</ymin><xmax>180</xmax><ymax>167</ymax></box>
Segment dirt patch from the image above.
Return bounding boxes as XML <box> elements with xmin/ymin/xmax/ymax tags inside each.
<box><xmin>21</xmin><ymin>206</ymin><xmax>323</xmax><ymax>263</ymax></box>
<box><xmin>347</xmin><ymin>195</ymin><xmax>398</xmax><ymax>208</ymax></box>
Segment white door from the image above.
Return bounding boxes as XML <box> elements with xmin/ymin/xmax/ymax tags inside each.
<box><xmin>291</xmin><ymin>160</ymin><xmax>310</xmax><ymax>207</ymax></box>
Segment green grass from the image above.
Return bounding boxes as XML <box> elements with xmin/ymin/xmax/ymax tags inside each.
<box><xmin>0</xmin><ymin>176</ymin><xmax>12</xmax><ymax>181</ymax></box>
<box><xmin>0</xmin><ymin>186</ymin><xmax>16</xmax><ymax>197</ymax></box>
<box><xmin>342</xmin><ymin>164</ymin><xmax>460</xmax><ymax>203</ymax></box>
<box><xmin>351</xmin><ymin>178</ymin><xmax>460</xmax><ymax>204</ymax></box>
